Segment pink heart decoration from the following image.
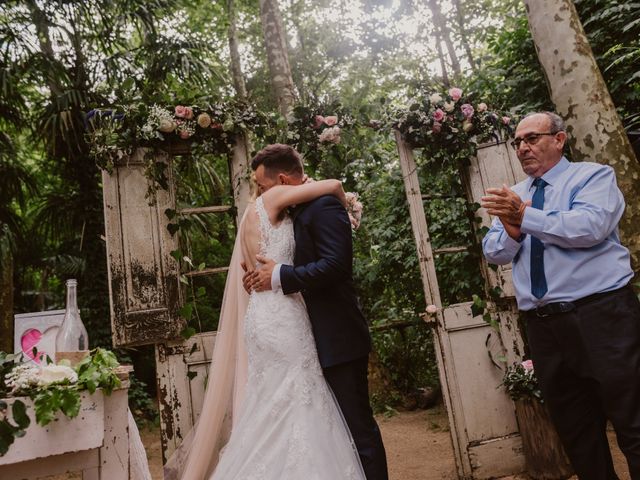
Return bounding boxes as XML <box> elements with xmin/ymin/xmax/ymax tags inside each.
<box><xmin>21</xmin><ymin>328</ymin><xmax>43</xmax><ymax>363</ymax></box>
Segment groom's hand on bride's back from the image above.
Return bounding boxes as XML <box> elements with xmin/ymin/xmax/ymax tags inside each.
<box><xmin>242</xmin><ymin>255</ymin><xmax>276</xmax><ymax>293</ymax></box>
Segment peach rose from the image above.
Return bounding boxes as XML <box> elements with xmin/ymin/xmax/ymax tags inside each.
<box><xmin>175</xmin><ymin>105</ymin><xmax>194</xmax><ymax>119</ymax></box>
<box><xmin>323</xmin><ymin>115</ymin><xmax>338</xmax><ymax>126</ymax></box>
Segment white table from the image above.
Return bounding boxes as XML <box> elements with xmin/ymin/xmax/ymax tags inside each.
<box><xmin>0</xmin><ymin>367</ymin><xmax>132</xmax><ymax>480</ymax></box>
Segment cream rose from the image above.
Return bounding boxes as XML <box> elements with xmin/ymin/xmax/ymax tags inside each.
<box><xmin>197</xmin><ymin>113</ymin><xmax>212</xmax><ymax>128</ymax></box>
<box><xmin>158</xmin><ymin>119</ymin><xmax>176</xmax><ymax>133</ymax></box>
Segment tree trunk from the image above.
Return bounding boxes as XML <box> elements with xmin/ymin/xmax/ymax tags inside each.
<box><xmin>25</xmin><ymin>0</ymin><xmax>63</xmax><ymax>97</ymax></box>
<box><xmin>451</xmin><ymin>0</ymin><xmax>476</xmax><ymax>71</ymax></box>
<box><xmin>428</xmin><ymin>0</ymin><xmax>461</xmax><ymax>78</ymax></box>
<box><xmin>524</xmin><ymin>0</ymin><xmax>640</xmax><ymax>270</ymax></box>
<box><xmin>259</xmin><ymin>0</ymin><xmax>296</xmax><ymax>116</ymax></box>
<box><xmin>514</xmin><ymin>399</ymin><xmax>574</xmax><ymax>479</ymax></box>
<box><xmin>227</xmin><ymin>0</ymin><xmax>247</xmax><ymax>100</ymax></box>
<box><xmin>0</xmin><ymin>250</ymin><xmax>14</xmax><ymax>353</ymax></box>
<box><xmin>433</xmin><ymin>27</ymin><xmax>450</xmax><ymax>87</ymax></box>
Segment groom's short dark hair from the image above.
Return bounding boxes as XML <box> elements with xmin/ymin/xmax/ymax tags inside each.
<box><xmin>251</xmin><ymin>144</ymin><xmax>303</xmax><ymax>178</ymax></box>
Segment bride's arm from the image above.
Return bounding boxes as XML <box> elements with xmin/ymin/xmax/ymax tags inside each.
<box><xmin>262</xmin><ymin>179</ymin><xmax>346</xmax><ymax>218</ymax></box>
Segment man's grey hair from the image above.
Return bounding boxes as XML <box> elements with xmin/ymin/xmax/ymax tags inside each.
<box><xmin>523</xmin><ymin>111</ymin><xmax>565</xmax><ymax>133</ymax></box>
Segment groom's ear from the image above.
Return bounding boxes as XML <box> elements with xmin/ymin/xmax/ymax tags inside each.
<box><xmin>278</xmin><ymin>173</ymin><xmax>288</xmax><ymax>185</ymax></box>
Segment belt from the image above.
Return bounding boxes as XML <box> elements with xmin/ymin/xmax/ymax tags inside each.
<box><xmin>525</xmin><ymin>284</ymin><xmax>631</xmax><ymax>318</ymax></box>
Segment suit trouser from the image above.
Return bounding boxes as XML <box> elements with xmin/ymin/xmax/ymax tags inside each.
<box><xmin>323</xmin><ymin>356</ymin><xmax>389</xmax><ymax>480</ymax></box>
<box><xmin>526</xmin><ymin>286</ymin><xmax>640</xmax><ymax>480</ymax></box>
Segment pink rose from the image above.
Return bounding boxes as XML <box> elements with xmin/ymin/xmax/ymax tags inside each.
<box><xmin>432</xmin><ymin>121</ymin><xmax>442</xmax><ymax>133</ymax></box>
<box><xmin>477</xmin><ymin>102</ymin><xmax>488</xmax><ymax>112</ymax></box>
<box><xmin>426</xmin><ymin>304</ymin><xmax>438</xmax><ymax>314</ymax></box>
<box><xmin>448</xmin><ymin>87</ymin><xmax>463</xmax><ymax>102</ymax></box>
<box><xmin>521</xmin><ymin>359</ymin><xmax>534</xmax><ymax>372</ymax></box>
<box><xmin>502</xmin><ymin>116</ymin><xmax>511</xmax><ymax>125</ymax></box>
<box><xmin>179</xmin><ymin>130</ymin><xmax>191</xmax><ymax>139</ymax></box>
<box><xmin>211</xmin><ymin>122</ymin><xmax>223</xmax><ymax>130</ymax></box>
<box><xmin>314</xmin><ymin>115</ymin><xmax>325</xmax><ymax>129</ymax></box>
<box><xmin>433</xmin><ymin>108</ymin><xmax>445</xmax><ymax>122</ymax></box>
<box><xmin>175</xmin><ymin>105</ymin><xmax>194</xmax><ymax>119</ymax></box>
<box><xmin>461</xmin><ymin>103</ymin><xmax>474</xmax><ymax>119</ymax></box>
<box><xmin>324</xmin><ymin>115</ymin><xmax>338</xmax><ymax>126</ymax></box>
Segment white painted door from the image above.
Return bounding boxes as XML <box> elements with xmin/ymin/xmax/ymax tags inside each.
<box><xmin>102</xmin><ymin>136</ymin><xmax>252</xmax><ymax>462</ymax></box>
<box><xmin>396</xmin><ymin>132</ymin><xmax>527</xmax><ymax>479</ymax></box>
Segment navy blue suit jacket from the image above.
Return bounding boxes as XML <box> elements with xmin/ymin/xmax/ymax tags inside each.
<box><xmin>280</xmin><ymin>195</ymin><xmax>372</xmax><ymax>368</ymax></box>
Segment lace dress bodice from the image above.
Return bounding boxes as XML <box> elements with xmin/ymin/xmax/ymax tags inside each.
<box><xmin>254</xmin><ymin>196</ymin><xmax>295</xmax><ymax>266</ymax></box>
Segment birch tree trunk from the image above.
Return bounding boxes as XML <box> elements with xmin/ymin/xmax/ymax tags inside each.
<box><xmin>259</xmin><ymin>0</ymin><xmax>296</xmax><ymax>116</ymax></box>
<box><xmin>524</xmin><ymin>0</ymin><xmax>640</xmax><ymax>270</ymax></box>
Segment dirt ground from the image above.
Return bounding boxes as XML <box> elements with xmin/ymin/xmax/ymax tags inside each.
<box><xmin>48</xmin><ymin>404</ymin><xmax>631</xmax><ymax>479</ymax></box>
<box><xmin>138</xmin><ymin>403</ymin><xmax>630</xmax><ymax>480</ymax></box>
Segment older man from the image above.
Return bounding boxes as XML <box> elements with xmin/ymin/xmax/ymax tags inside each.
<box><xmin>482</xmin><ymin>111</ymin><xmax>640</xmax><ymax>480</ymax></box>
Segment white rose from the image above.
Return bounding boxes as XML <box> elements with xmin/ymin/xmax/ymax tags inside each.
<box><xmin>429</xmin><ymin>93</ymin><xmax>443</xmax><ymax>104</ymax></box>
<box><xmin>477</xmin><ymin>102</ymin><xmax>488</xmax><ymax>112</ymax></box>
<box><xmin>158</xmin><ymin>119</ymin><xmax>176</xmax><ymax>133</ymax></box>
<box><xmin>444</xmin><ymin>101</ymin><xmax>455</xmax><ymax>112</ymax></box>
<box><xmin>38</xmin><ymin>365</ymin><xmax>78</xmax><ymax>386</ymax></box>
<box><xmin>462</xmin><ymin>120</ymin><xmax>474</xmax><ymax>132</ymax></box>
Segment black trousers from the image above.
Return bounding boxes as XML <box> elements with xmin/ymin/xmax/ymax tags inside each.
<box><xmin>526</xmin><ymin>286</ymin><xmax>640</xmax><ymax>480</ymax></box>
<box><xmin>323</xmin><ymin>356</ymin><xmax>389</xmax><ymax>480</ymax></box>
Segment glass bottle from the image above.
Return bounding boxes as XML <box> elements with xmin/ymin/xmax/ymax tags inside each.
<box><xmin>55</xmin><ymin>279</ymin><xmax>89</xmax><ymax>361</ymax></box>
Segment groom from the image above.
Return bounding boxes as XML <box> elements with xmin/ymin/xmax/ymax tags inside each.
<box><xmin>243</xmin><ymin>143</ymin><xmax>388</xmax><ymax>480</ymax></box>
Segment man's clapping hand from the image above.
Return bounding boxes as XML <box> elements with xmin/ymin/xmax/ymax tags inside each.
<box><xmin>481</xmin><ymin>184</ymin><xmax>531</xmax><ymax>240</ymax></box>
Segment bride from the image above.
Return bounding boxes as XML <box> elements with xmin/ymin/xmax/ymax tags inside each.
<box><xmin>164</xmin><ymin>161</ymin><xmax>366</xmax><ymax>479</ymax></box>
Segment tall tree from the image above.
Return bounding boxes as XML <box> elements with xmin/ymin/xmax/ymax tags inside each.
<box><xmin>227</xmin><ymin>0</ymin><xmax>247</xmax><ymax>99</ymax></box>
<box><xmin>428</xmin><ymin>0</ymin><xmax>461</xmax><ymax>78</ymax></box>
<box><xmin>259</xmin><ymin>0</ymin><xmax>297</xmax><ymax>115</ymax></box>
<box><xmin>523</xmin><ymin>0</ymin><xmax>640</xmax><ymax>270</ymax></box>
<box><xmin>451</xmin><ymin>0</ymin><xmax>476</xmax><ymax>71</ymax></box>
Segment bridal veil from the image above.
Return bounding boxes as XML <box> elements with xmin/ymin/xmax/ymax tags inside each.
<box><xmin>163</xmin><ymin>204</ymin><xmax>254</xmax><ymax>480</ymax></box>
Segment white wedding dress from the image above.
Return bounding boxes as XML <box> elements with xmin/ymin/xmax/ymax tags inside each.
<box><xmin>209</xmin><ymin>197</ymin><xmax>366</xmax><ymax>480</ymax></box>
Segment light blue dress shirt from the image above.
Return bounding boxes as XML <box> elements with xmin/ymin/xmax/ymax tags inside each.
<box><xmin>482</xmin><ymin>156</ymin><xmax>633</xmax><ymax>311</ymax></box>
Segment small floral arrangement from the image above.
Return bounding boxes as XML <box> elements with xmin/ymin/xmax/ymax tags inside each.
<box><xmin>391</xmin><ymin>86</ymin><xmax>516</xmax><ymax>148</ymax></box>
<box><xmin>275</xmin><ymin>102</ymin><xmax>357</xmax><ymax>174</ymax></box>
<box><xmin>500</xmin><ymin>359</ymin><xmax>543</xmax><ymax>402</ymax></box>
<box><xmin>0</xmin><ymin>349</ymin><xmax>121</xmax><ymax>456</ymax></box>
<box><xmin>86</xmin><ymin>96</ymin><xmax>269</xmax><ymax>174</ymax></box>
<box><xmin>345</xmin><ymin>191</ymin><xmax>363</xmax><ymax>230</ymax></box>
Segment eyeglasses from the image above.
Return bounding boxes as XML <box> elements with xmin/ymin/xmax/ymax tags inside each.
<box><xmin>510</xmin><ymin>132</ymin><xmax>558</xmax><ymax>149</ymax></box>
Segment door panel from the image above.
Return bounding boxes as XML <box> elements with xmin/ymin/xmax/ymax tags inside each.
<box><xmin>396</xmin><ymin>132</ymin><xmax>526</xmax><ymax>478</ymax></box>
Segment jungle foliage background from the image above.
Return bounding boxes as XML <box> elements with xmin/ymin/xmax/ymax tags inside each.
<box><xmin>1</xmin><ymin>0</ymin><xmax>639</xmax><ymax>419</ymax></box>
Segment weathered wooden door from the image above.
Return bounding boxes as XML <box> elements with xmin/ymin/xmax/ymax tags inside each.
<box><xmin>102</xmin><ymin>136</ymin><xmax>251</xmax><ymax>461</ymax></box>
<box><xmin>396</xmin><ymin>131</ymin><xmax>528</xmax><ymax>479</ymax></box>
